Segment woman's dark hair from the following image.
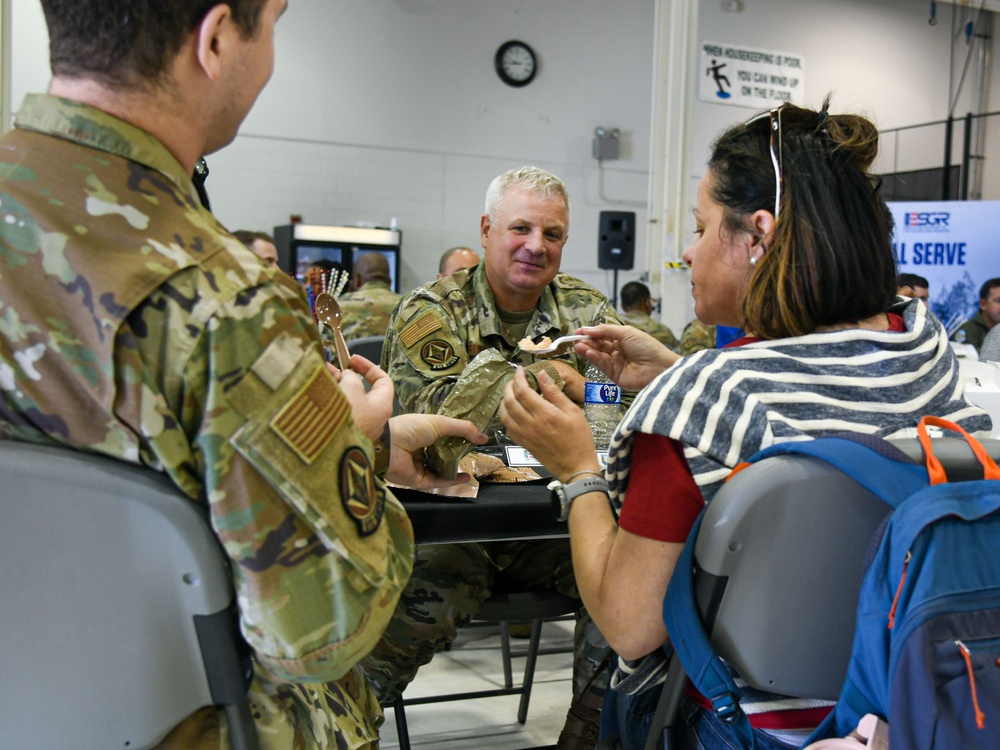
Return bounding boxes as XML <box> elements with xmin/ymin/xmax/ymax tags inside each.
<box><xmin>708</xmin><ymin>96</ymin><xmax>897</xmax><ymax>339</ymax></box>
<box><xmin>41</xmin><ymin>0</ymin><xmax>270</xmax><ymax>89</ymax></box>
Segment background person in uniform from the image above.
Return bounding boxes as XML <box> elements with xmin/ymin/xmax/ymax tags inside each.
<box><xmin>233</xmin><ymin>229</ymin><xmax>280</xmax><ymax>268</ymax></box>
<box><xmin>896</xmin><ymin>272</ymin><xmax>929</xmax><ymax>305</ymax></box>
<box><xmin>952</xmin><ymin>277</ymin><xmax>1000</xmax><ymax>350</ymax></box>
<box><xmin>679</xmin><ymin>319</ymin><xmax>716</xmax><ymax>355</ymax></box>
<box><xmin>338</xmin><ymin>252</ymin><xmax>402</xmax><ymax>342</ymax></box>
<box><xmin>619</xmin><ymin>280</ymin><xmax>679</xmax><ymax>352</ymax></box>
<box><xmin>0</xmin><ymin>1</ymin><xmax>486</xmax><ymax>747</ymax></box>
<box><xmin>364</xmin><ymin>166</ymin><xmax>626</xmax><ymax>749</ymax></box>
<box><xmin>500</xmin><ymin>100</ymin><xmax>990</xmax><ymax>750</ymax></box>
<box><xmin>436</xmin><ymin>245</ymin><xmax>481</xmax><ymax>279</ymax></box>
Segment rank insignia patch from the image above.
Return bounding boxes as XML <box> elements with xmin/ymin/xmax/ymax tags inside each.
<box><xmin>400</xmin><ymin>312</ymin><xmax>441</xmax><ymax>347</ymax></box>
<box><xmin>340</xmin><ymin>447</ymin><xmax>385</xmax><ymax>536</ymax></box>
<box><xmin>271</xmin><ymin>368</ymin><xmax>349</xmax><ymax>464</ymax></box>
<box><xmin>421</xmin><ymin>339</ymin><xmax>460</xmax><ymax>370</ymax></box>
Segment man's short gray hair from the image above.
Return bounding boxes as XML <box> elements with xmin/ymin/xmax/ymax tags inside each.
<box><xmin>484</xmin><ymin>166</ymin><xmax>571</xmax><ymax>226</ymax></box>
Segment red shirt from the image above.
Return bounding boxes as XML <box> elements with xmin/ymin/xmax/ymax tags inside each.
<box><xmin>617</xmin><ymin>313</ymin><xmax>906</xmax><ymax>544</ymax></box>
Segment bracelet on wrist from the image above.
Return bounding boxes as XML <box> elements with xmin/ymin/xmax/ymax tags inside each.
<box><xmin>566</xmin><ymin>469</ymin><xmax>604</xmax><ymax>483</ymax></box>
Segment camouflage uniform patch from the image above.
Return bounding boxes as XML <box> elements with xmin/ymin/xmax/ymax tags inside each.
<box><xmin>340</xmin><ymin>447</ymin><xmax>385</xmax><ymax>537</ymax></box>
<box><xmin>399</xmin><ymin>312</ymin><xmax>442</xmax><ymax>347</ymax></box>
<box><xmin>271</xmin><ymin>367</ymin><xmax>348</xmax><ymax>464</ymax></box>
<box><xmin>420</xmin><ymin>339</ymin><xmax>460</xmax><ymax>370</ymax></box>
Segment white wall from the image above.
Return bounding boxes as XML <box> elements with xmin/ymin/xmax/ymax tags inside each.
<box><xmin>9</xmin><ymin>0</ymin><xmax>655</xmax><ymax>296</ymax></box>
<box><xmin>689</xmin><ymin>0</ymin><xmax>981</xmax><ymax>211</ymax></box>
<box><xmin>653</xmin><ymin>0</ymin><xmax>991</xmax><ymax>331</ymax></box>
<box><xmin>8</xmin><ymin>0</ymin><xmax>998</xmax><ymax>311</ymax></box>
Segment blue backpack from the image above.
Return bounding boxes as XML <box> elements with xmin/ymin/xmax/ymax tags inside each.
<box><xmin>663</xmin><ymin>417</ymin><xmax>1000</xmax><ymax>749</ymax></box>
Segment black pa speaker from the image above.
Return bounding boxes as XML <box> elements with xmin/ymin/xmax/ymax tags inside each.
<box><xmin>597</xmin><ymin>211</ymin><xmax>635</xmax><ymax>270</ymax></box>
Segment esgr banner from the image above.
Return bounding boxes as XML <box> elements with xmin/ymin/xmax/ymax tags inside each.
<box><xmin>889</xmin><ymin>201</ymin><xmax>1000</xmax><ymax>327</ymax></box>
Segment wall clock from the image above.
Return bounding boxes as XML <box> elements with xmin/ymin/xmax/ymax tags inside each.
<box><xmin>495</xmin><ymin>40</ymin><xmax>537</xmax><ymax>87</ymax></box>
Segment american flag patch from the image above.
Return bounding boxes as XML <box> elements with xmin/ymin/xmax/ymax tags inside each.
<box><xmin>400</xmin><ymin>312</ymin><xmax>441</xmax><ymax>347</ymax></box>
<box><xmin>270</xmin><ymin>368</ymin><xmax>349</xmax><ymax>464</ymax></box>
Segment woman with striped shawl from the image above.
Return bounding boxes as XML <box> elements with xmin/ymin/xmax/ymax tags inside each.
<box><xmin>499</xmin><ymin>98</ymin><xmax>990</xmax><ymax>750</ymax></box>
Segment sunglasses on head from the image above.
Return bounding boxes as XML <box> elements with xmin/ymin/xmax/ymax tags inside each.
<box><xmin>745</xmin><ymin>104</ymin><xmax>786</xmax><ymax>221</ymax></box>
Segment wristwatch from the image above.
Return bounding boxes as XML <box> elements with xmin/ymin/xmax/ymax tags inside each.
<box><xmin>548</xmin><ymin>475</ymin><xmax>610</xmax><ymax>522</ymax></box>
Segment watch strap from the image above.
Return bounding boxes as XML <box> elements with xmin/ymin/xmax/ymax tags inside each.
<box><xmin>564</xmin><ymin>475</ymin><xmax>609</xmax><ymax>500</ymax></box>
<box><xmin>551</xmin><ymin>475</ymin><xmax>609</xmax><ymax>521</ymax></box>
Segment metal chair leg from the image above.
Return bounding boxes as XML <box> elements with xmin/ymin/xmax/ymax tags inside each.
<box><xmin>500</xmin><ymin>621</ymin><xmax>514</xmax><ymax>689</ymax></box>
<box><xmin>516</xmin><ymin>618</ymin><xmax>545</xmax><ymax>724</ymax></box>
<box><xmin>393</xmin><ymin>697</ymin><xmax>411</xmax><ymax>750</ymax></box>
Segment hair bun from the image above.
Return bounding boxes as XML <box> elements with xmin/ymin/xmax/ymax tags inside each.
<box><xmin>823</xmin><ymin>113</ymin><xmax>879</xmax><ymax>172</ymax></box>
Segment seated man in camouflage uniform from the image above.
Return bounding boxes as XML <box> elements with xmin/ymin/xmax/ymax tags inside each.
<box><xmin>338</xmin><ymin>252</ymin><xmax>403</xmax><ymax>342</ymax></box>
<box><xmin>362</xmin><ymin>166</ymin><xmax>623</xmax><ymax>749</ymax></box>
<box><xmin>619</xmin><ymin>280</ymin><xmax>679</xmax><ymax>352</ymax></box>
<box><xmin>0</xmin><ymin>2</ymin><xmax>485</xmax><ymax>748</ymax></box>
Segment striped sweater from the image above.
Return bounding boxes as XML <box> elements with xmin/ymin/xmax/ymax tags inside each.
<box><xmin>604</xmin><ymin>299</ymin><xmax>991</xmax><ymax>745</ymax></box>
<box><xmin>607</xmin><ymin>299</ymin><xmax>991</xmax><ymax>509</ymax></box>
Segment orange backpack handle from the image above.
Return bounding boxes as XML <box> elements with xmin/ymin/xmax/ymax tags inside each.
<box><xmin>916</xmin><ymin>416</ymin><xmax>1000</xmax><ymax>485</ymax></box>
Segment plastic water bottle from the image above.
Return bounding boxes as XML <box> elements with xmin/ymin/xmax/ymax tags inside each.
<box><xmin>583</xmin><ymin>364</ymin><xmax>624</xmax><ymax>450</ymax></box>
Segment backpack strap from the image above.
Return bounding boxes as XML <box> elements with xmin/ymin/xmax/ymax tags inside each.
<box><xmin>751</xmin><ymin>436</ymin><xmax>928</xmax><ymax>509</ymax></box>
<box><xmin>663</xmin><ymin>509</ymin><xmax>757</xmax><ymax>750</ymax></box>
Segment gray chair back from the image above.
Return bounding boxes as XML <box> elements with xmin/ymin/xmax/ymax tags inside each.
<box><xmin>347</xmin><ymin>335</ymin><xmax>385</xmax><ymax>363</ymax></box>
<box><xmin>0</xmin><ymin>441</ymin><xmax>257</xmax><ymax>750</ymax></box>
<box><xmin>689</xmin><ymin>453</ymin><xmax>888</xmax><ymax>700</ymax></box>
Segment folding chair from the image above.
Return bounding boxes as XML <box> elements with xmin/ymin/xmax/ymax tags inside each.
<box><xmin>0</xmin><ymin>441</ymin><xmax>258</xmax><ymax>750</ymax></box>
<box><xmin>645</xmin><ymin>436</ymin><xmax>1000</xmax><ymax>750</ymax></box>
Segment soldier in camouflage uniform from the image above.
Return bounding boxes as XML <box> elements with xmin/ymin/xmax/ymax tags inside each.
<box><xmin>679</xmin><ymin>318</ymin><xmax>717</xmax><ymax>355</ymax></box>
<box><xmin>0</xmin><ymin>3</ymin><xmax>485</xmax><ymax>749</ymax></box>
<box><xmin>619</xmin><ymin>281</ymin><xmax>680</xmax><ymax>352</ymax></box>
<box><xmin>338</xmin><ymin>252</ymin><xmax>403</xmax><ymax>342</ymax></box>
<box><xmin>362</xmin><ymin>167</ymin><xmax>623</xmax><ymax>749</ymax></box>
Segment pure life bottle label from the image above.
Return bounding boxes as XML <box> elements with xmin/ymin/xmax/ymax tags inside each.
<box><xmin>585</xmin><ymin>382</ymin><xmax>621</xmax><ymax>405</ymax></box>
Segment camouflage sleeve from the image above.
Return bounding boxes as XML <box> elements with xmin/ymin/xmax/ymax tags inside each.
<box><xmin>595</xmin><ymin>296</ymin><xmax>626</xmax><ymax>329</ymax></box>
<box><xmin>657</xmin><ymin>325</ymin><xmax>680</xmax><ymax>353</ymax></box>
<box><xmin>680</xmin><ymin>320</ymin><xmax>717</xmax><ymax>356</ymax></box>
<box><xmin>383</xmin><ymin>294</ymin><xmax>480</xmax><ymax>415</ymax></box>
<box><xmin>166</xmin><ymin>277</ymin><xmax>414</xmax><ymax>684</ymax></box>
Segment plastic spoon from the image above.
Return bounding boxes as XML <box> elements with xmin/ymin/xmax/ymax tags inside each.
<box><xmin>314</xmin><ymin>292</ymin><xmax>352</xmax><ymax>370</ymax></box>
<box><xmin>518</xmin><ymin>334</ymin><xmax>590</xmax><ymax>355</ymax></box>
